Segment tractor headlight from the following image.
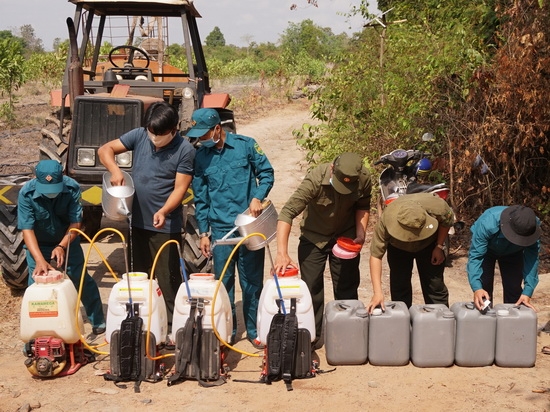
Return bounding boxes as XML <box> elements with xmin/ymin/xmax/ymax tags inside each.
<box><xmin>77</xmin><ymin>148</ymin><xmax>95</xmax><ymax>166</ymax></box>
<box><xmin>183</xmin><ymin>87</ymin><xmax>194</xmax><ymax>100</ymax></box>
<box><xmin>115</xmin><ymin>152</ymin><xmax>132</xmax><ymax>168</ymax></box>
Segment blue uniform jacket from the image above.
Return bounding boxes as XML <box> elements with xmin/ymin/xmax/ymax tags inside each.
<box><xmin>467</xmin><ymin>206</ymin><xmax>540</xmax><ymax>297</ymax></box>
<box><xmin>193</xmin><ymin>133</ymin><xmax>274</xmax><ymax>233</ymax></box>
<box><xmin>18</xmin><ymin>176</ymin><xmax>82</xmax><ymax>245</ymax></box>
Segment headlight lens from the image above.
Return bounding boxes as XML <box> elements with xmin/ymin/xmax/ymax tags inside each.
<box><xmin>116</xmin><ymin>152</ymin><xmax>132</xmax><ymax>167</ymax></box>
<box><xmin>77</xmin><ymin>148</ymin><xmax>95</xmax><ymax>166</ymax></box>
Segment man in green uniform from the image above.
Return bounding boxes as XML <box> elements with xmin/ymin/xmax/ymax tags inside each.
<box><xmin>274</xmin><ymin>153</ymin><xmax>372</xmax><ymax>346</ymax></box>
<box><xmin>367</xmin><ymin>192</ymin><xmax>455</xmax><ymax>313</ymax></box>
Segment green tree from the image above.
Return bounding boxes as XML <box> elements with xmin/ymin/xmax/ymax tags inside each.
<box><xmin>17</xmin><ymin>24</ymin><xmax>44</xmax><ymax>56</ymax></box>
<box><xmin>280</xmin><ymin>19</ymin><xmax>345</xmax><ymax>61</ymax></box>
<box><xmin>205</xmin><ymin>26</ymin><xmax>226</xmax><ymax>47</ymax></box>
<box><xmin>0</xmin><ymin>37</ymin><xmax>25</xmax><ymax>121</ymax></box>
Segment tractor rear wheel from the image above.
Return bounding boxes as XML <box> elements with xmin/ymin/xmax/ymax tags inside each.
<box><xmin>0</xmin><ymin>205</ymin><xmax>29</xmax><ymax>289</ymax></box>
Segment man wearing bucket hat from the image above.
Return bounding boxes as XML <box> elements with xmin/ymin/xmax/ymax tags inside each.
<box><xmin>274</xmin><ymin>152</ymin><xmax>372</xmax><ymax>347</ymax></box>
<box><xmin>18</xmin><ymin>160</ymin><xmax>106</xmax><ymax>336</ymax></box>
<box><xmin>189</xmin><ymin>108</ymin><xmax>274</xmax><ymax>349</ymax></box>
<box><xmin>367</xmin><ymin>192</ymin><xmax>455</xmax><ymax>313</ymax></box>
<box><xmin>467</xmin><ymin>205</ymin><xmax>541</xmax><ymax>311</ymax></box>
<box><xmin>98</xmin><ymin>101</ymin><xmax>195</xmax><ymax>327</ymax></box>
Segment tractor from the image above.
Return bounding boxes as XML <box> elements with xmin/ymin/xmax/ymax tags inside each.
<box><xmin>0</xmin><ymin>0</ymin><xmax>234</xmax><ymax>289</ymax></box>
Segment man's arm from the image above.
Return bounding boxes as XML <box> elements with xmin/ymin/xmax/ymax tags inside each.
<box><xmin>22</xmin><ymin>229</ymin><xmax>51</xmax><ymax>276</ymax></box>
<box><xmin>98</xmin><ymin>139</ymin><xmax>129</xmax><ymax>186</ymax></box>
<box><xmin>153</xmin><ymin>173</ymin><xmax>192</xmax><ymax>229</ymax></box>
<box><xmin>354</xmin><ymin>209</ymin><xmax>370</xmax><ymax>245</ymax></box>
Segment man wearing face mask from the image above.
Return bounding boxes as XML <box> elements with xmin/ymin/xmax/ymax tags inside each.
<box><xmin>189</xmin><ymin>108</ymin><xmax>274</xmax><ymax>349</ymax></box>
<box><xmin>18</xmin><ymin>160</ymin><xmax>106</xmax><ymax>336</ymax></box>
<box><xmin>273</xmin><ymin>153</ymin><xmax>372</xmax><ymax>347</ymax></box>
<box><xmin>98</xmin><ymin>101</ymin><xmax>195</xmax><ymax>327</ymax></box>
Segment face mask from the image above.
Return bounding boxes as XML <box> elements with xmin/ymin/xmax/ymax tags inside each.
<box><xmin>147</xmin><ymin>130</ymin><xmax>175</xmax><ymax>148</ymax></box>
<box><xmin>44</xmin><ymin>192</ymin><xmax>59</xmax><ymax>199</ymax></box>
<box><xmin>200</xmin><ymin>137</ymin><xmax>219</xmax><ymax>148</ymax></box>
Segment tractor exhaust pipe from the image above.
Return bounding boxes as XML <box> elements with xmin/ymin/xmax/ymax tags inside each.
<box><xmin>66</xmin><ymin>17</ymin><xmax>84</xmax><ymax>111</ymax></box>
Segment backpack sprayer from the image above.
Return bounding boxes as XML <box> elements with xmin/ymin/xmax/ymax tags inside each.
<box><xmin>20</xmin><ymin>227</ymin><xmax>119</xmax><ymax>378</ymax></box>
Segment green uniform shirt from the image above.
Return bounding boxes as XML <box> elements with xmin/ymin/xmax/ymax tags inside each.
<box><xmin>370</xmin><ymin>193</ymin><xmax>455</xmax><ymax>258</ymax></box>
<box><xmin>278</xmin><ymin>163</ymin><xmax>372</xmax><ymax>248</ymax></box>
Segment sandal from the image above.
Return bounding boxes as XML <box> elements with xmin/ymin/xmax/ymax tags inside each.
<box><xmin>542</xmin><ymin>346</ymin><xmax>550</xmax><ymax>355</ymax></box>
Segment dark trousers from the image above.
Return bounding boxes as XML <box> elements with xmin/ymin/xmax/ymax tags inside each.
<box><xmin>387</xmin><ymin>242</ymin><xmax>449</xmax><ymax>308</ymax></box>
<box><xmin>480</xmin><ymin>251</ymin><xmax>524</xmax><ymax>303</ymax></box>
<box><xmin>131</xmin><ymin>227</ymin><xmax>182</xmax><ymax>328</ymax></box>
<box><xmin>212</xmin><ymin>228</ymin><xmax>265</xmax><ymax>341</ymax></box>
<box><xmin>298</xmin><ymin>236</ymin><xmax>360</xmax><ymax>341</ymax></box>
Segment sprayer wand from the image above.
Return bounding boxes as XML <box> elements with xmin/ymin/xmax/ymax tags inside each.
<box><xmin>266</xmin><ymin>243</ymin><xmax>286</xmax><ymax>315</ymax></box>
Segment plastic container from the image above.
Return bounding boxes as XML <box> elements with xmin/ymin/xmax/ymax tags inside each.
<box><xmin>20</xmin><ymin>271</ymin><xmax>84</xmax><ymax>344</ymax></box>
<box><xmin>368</xmin><ymin>301</ymin><xmax>410</xmax><ymax>366</ymax></box>
<box><xmin>102</xmin><ymin>170</ymin><xmax>134</xmax><ymax>220</ymax></box>
<box><xmin>105</xmin><ymin>272</ymin><xmax>168</xmax><ymax>343</ymax></box>
<box><xmin>323</xmin><ymin>300</ymin><xmax>369</xmax><ymax>365</ymax></box>
<box><xmin>409</xmin><ymin>304</ymin><xmax>455</xmax><ymax>367</ymax></box>
<box><xmin>257</xmin><ymin>269</ymin><xmax>315</xmax><ymax>345</ymax></box>
<box><xmin>450</xmin><ymin>302</ymin><xmax>496</xmax><ymax>367</ymax></box>
<box><xmin>172</xmin><ymin>273</ymin><xmax>233</xmax><ymax>344</ymax></box>
<box><xmin>494</xmin><ymin>303</ymin><xmax>537</xmax><ymax>367</ymax></box>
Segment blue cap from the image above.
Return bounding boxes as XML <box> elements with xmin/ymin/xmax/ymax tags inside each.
<box><xmin>186</xmin><ymin>108</ymin><xmax>221</xmax><ymax>138</ymax></box>
<box><xmin>35</xmin><ymin>160</ymin><xmax>64</xmax><ymax>195</ymax></box>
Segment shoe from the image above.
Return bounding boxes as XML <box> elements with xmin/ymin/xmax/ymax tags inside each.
<box><xmin>92</xmin><ymin>324</ymin><xmax>106</xmax><ymax>335</ymax></box>
<box><xmin>542</xmin><ymin>345</ymin><xmax>550</xmax><ymax>355</ymax></box>
<box><xmin>248</xmin><ymin>337</ymin><xmax>265</xmax><ymax>350</ymax></box>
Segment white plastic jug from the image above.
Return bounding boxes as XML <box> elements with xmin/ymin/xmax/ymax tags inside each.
<box><xmin>105</xmin><ymin>272</ymin><xmax>168</xmax><ymax>343</ymax></box>
<box><xmin>20</xmin><ymin>271</ymin><xmax>84</xmax><ymax>344</ymax></box>
<box><xmin>172</xmin><ymin>273</ymin><xmax>233</xmax><ymax>344</ymax></box>
<box><xmin>257</xmin><ymin>269</ymin><xmax>315</xmax><ymax>345</ymax></box>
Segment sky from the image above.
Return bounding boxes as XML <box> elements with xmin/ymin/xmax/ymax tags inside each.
<box><xmin>1</xmin><ymin>0</ymin><xmax>379</xmax><ymax>50</ymax></box>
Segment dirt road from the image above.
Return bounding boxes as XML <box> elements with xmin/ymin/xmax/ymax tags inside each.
<box><xmin>1</xmin><ymin>99</ymin><xmax>549</xmax><ymax>412</ymax></box>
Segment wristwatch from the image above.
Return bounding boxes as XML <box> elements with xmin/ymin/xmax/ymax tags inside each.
<box><xmin>199</xmin><ymin>232</ymin><xmax>210</xmax><ymax>238</ymax></box>
<box><xmin>436</xmin><ymin>244</ymin><xmax>446</xmax><ymax>251</ymax></box>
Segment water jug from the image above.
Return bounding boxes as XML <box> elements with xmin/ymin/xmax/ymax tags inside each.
<box><xmin>20</xmin><ymin>271</ymin><xmax>84</xmax><ymax>344</ymax></box>
<box><xmin>409</xmin><ymin>303</ymin><xmax>455</xmax><ymax>367</ymax></box>
<box><xmin>106</xmin><ymin>272</ymin><xmax>168</xmax><ymax>343</ymax></box>
<box><xmin>257</xmin><ymin>269</ymin><xmax>315</xmax><ymax>345</ymax></box>
<box><xmin>368</xmin><ymin>301</ymin><xmax>410</xmax><ymax>366</ymax></box>
<box><xmin>450</xmin><ymin>302</ymin><xmax>496</xmax><ymax>367</ymax></box>
<box><xmin>172</xmin><ymin>273</ymin><xmax>233</xmax><ymax>344</ymax></box>
<box><xmin>324</xmin><ymin>300</ymin><xmax>369</xmax><ymax>365</ymax></box>
<box><xmin>494</xmin><ymin>303</ymin><xmax>537</xmax><ymax>367</ymax></box>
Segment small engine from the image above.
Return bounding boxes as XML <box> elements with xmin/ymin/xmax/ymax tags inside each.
<box><xmin>23</xmin><ymin>337</ymin><xmax>67</xmax><ymax>377</ymax></box>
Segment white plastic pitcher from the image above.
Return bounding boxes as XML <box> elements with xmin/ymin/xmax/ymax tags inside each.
<box><xmin>102</xmin><ymin>170</ymin><xmax>134</xmax><ymax>220</ymax></box>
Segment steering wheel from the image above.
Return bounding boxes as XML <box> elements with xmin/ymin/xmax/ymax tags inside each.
<box><xmin>108</xmin><ymin>45</ymin><xmax>150</xmax><ymax>68</ymax></box>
